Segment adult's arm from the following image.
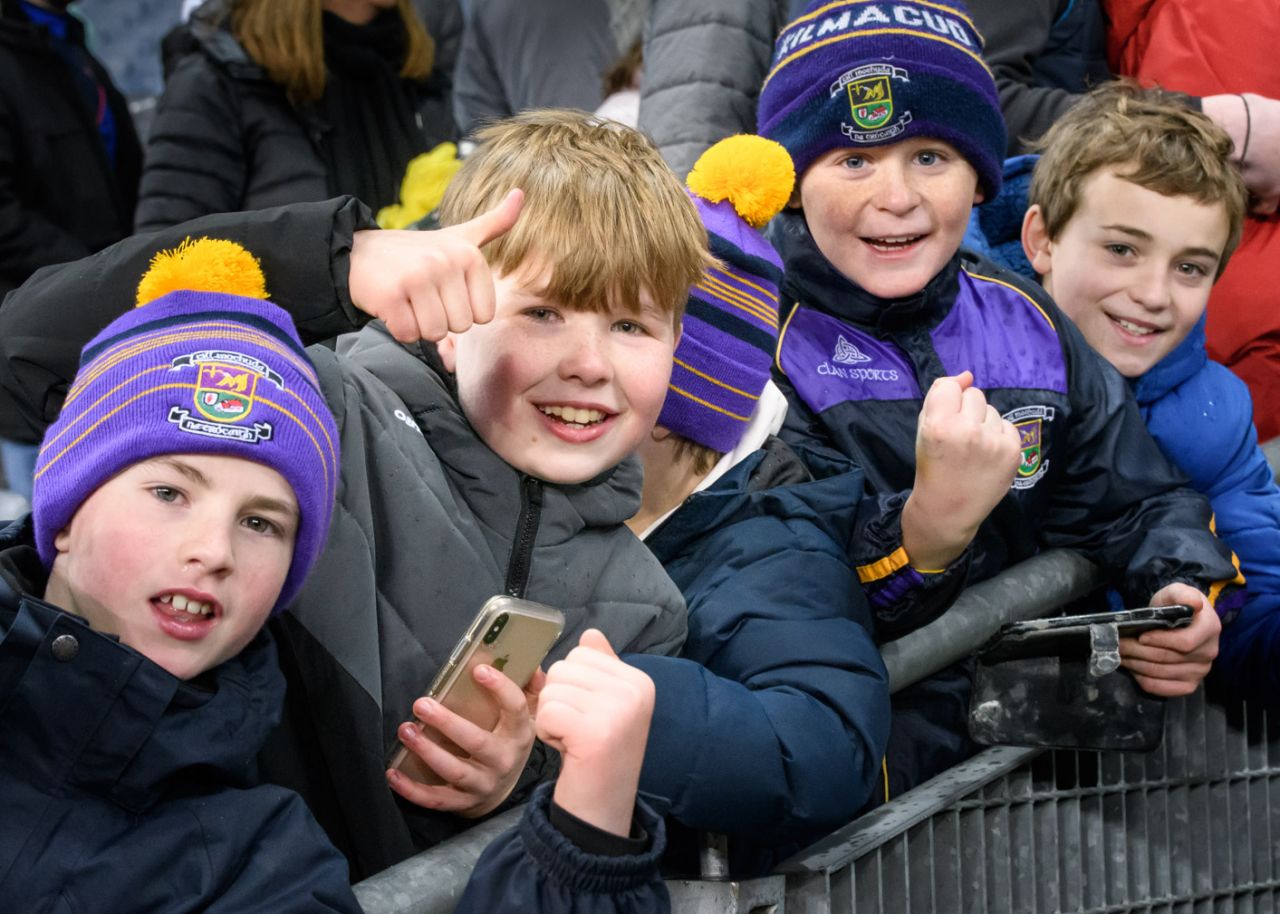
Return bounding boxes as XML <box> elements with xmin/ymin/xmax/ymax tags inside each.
<box><xmin>452</xmin><ymin>1</ymin><xmax>512</xmax><ymax>139</ymax></box>
<box><xmin>967</xmin><ymin>0</ymin><xmax>1088</xmax><ymax>154</ymax></box>
<box><xmin>0</xmin><ymin>196</ymin><xmax>376</xmax><ymax>443</ymax></box>
<box><xmin>637</xmin><ymin>0</ymin><xmax>786</xmax><ymax>179</ymax></box>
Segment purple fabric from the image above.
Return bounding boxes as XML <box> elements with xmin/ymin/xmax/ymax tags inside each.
<box><xmin>31</xmin><ymin>290</ymin><xmax>340</xmax><ymax>612</ymax></box>
<box><xmin>932</xmin><ymin>270</ymin><xmax>1068</xmax><ymax>395</ymax></box>
<box><xmin>698</xmin><ymin>197</ymin><xmax>791</xmax><ymax>267</ymax></box>
<box><xmin>778</xmin><ymin>306</ymin><xmax>922</xmax><ymax>413</ymax></box>
<box><xmin>756</xmin><ymin>0</ymin><xmax>1005</xmax><ymax>196</ymax></box>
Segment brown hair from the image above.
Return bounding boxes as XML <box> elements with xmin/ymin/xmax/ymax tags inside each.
<box><xmin>231</xmin><ymin>0</ymin><xmax>433</xmax><ymax>104</ymax></box>
<box><xmin>670</xmin><ymin>434</ymin><xmax>723</xmax><ymax>477</ymax></box>
<box><xmin>437</xmin><ymin>109</ymin><xmax>712</xmax><ymax>322</ymax></box>
<box><xmin>1030</xmin><ymin>81</ymin><xmax>1247</xmax><ymax>277</ymax></box>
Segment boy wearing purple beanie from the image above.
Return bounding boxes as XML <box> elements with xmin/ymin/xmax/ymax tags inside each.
<box><xmin>757</xmin><ymin>0</ymin><xmax>1241</xmax><ymax>794</ymax></box>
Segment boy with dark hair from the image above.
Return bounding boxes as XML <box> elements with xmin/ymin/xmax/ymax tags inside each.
<box><xmin>0</xmin><ymin>108</ymin><xmax>710</xmax><ymax>879</ymax></box>
<box><xmin>1022</xmin><ymin>82</ymin><xmax>1278</xmax><ymax>702</ymax></box>
<box><xmin>754</xmin><ymin>0</ymin><xmax>1241</xmax><ymax>794</ymax></box>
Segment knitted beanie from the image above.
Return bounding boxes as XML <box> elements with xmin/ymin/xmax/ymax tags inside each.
<box><xmin>31</xmin><ymin>239</ymin><xmax>340</xmax><ymax>613</ymax></box>
<box><xmin>658</xmin><ymin>135</ymin><xmax>794</xmax><ymax>453</ymax></box>
<box><xmin>756</xmin><ymin>0</ymin><xmax>1006</xmax><ymax>198</ymax></box>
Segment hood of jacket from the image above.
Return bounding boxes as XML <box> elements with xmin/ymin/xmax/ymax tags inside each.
<box><xmin>0</xmin><ymin>515</ymin><xmax>286</xmax><ymax>814</ymax></box>
<box><xmin>165</xmin><ymin>0</ymin><xmax>269</xmax><ymax>81</ymax></box>
<box><xmin>769</xmin><ymin>208</ymin><xmax>964</xmax><ymax>334</ymax></box>
<box><xmin>1131</xmin><ymin>314</ymin><xmax>1209</xmax><ymax>407</ymax></box>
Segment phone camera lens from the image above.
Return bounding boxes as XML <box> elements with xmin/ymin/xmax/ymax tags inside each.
<box><xmin>483</xmin><ymin>613</ymin><xmax>510</xmax><ymax>645</ymax></box>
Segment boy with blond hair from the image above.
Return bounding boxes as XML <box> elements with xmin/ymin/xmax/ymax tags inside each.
<box><xmin>1022</xmin><ymin>82</ymin><xmax>1277</xmax><ymax>701</ymax></box>
<box><xmin>754</xmin><ymin>0</ymin><xmax>1241</xmax><ymax>794</ymax></box>
<box><xmin>0</xmin><ymin>109</ymin><xmax>710</xmax><ymax>879</ymax></box>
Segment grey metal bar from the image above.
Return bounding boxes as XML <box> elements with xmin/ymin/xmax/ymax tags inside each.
<box><xmin>882</xmin><ymin>549</ymin><xmax>1103</xmax><ymax>692</ymax></box>
<box><xmin>353</xmin><ymin>806</ymin><xmax>524</xmax><ymax>914</ymax></box>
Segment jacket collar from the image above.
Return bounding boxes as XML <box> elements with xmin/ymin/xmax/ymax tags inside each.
<box><xmin>1131</xmin><ymin>314</ymin><xmax>1208</xmax><ymax>406</ymax></box>
<box><xmin>769</xmin><ymin>208</ymin><xmax>962</xmax><ymax>334</ymax></box>
<box><xmin>0</xmin><ymin>516</ymin><xmax>285</xmax><ymax>813</ymax></box>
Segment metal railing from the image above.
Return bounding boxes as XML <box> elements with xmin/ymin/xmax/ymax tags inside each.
<box><xmin>355</xmin><ymin>549</ymin><xmax>1106</xmax><ymax>913</ymax></box>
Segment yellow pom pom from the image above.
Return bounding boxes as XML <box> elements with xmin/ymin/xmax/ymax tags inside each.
<box><xmin>686</xmin><ymin>135</ymin><xmax>796</xmax><ymax>229</ymax></box>
<box><xmin>135</xmin><ymin>237</ymin><xmax>268</xmax><ymax>307</ymax></box>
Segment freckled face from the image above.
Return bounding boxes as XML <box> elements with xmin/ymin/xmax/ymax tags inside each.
<box><xmin>797</xmin><ymin>137</ymin><xmax>984</xmax><ymax>299</ymax></box>
<box><xmin>437</xmin><ymin>264</ymin><xmax>678</xmax><ymax>484</ymax></box>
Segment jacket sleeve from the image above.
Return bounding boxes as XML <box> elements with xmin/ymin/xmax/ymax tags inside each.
<box><xmin>454</xmin><ymin>782</ymin><xmax>670</xmax><ymax>914</ymax></box>
<box><xmin>636</xmin><ymin>0</ymin><xmax>783</xmax><ymax>179</ymax></box>
<box><xmin>966</xmin><ymin>0</ymin><xmax>1085</xmax><ymax>154</ymax></box>
<box><xmin>626</xmin><ymin>507</ymin><xmax>890</xmax><ymax>842</ymax></box>
<box><xmin>414</xmin><ymin>0</ymin><xmax>463</xmax><ymax>147</ymax></box>
<box><xmin>1039</xmin><ymin>315</ymin><xmax>1241</xmax><ymax>607</ymax></box>
<box><xmin>0</xmin><ymin>196</ymin><xmax>376</xmax><ymax>443</ymax></box>
<box><xmin>772</xmin><ymin>367</ymin><xmax>973</xmax><ymax>639</ymax></box>
<box><xmin>134</xmin><ymin>54</ymin><xmax>250</xmax><ymax>232</ymax></box>
<box><xmin>1183</xmin><ymin>368</ymin><xmax>1280</xmax><ymax>701</ymax></box>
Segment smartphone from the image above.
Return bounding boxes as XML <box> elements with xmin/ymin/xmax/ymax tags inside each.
<box><xmin>978</xmin><ymin>604</ymin><xmax>1193</xmax><ymax>664</ymax></box>
<box><xmin>387</xmin><ymin>595</ymin><xmax>565</xmax><ymax>785</ymax></box>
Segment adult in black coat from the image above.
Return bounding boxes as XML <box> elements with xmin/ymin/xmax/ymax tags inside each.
<box><xmin>136</xmin><ymin>0</ymin><xmax>453</xmax><ymax>232</ymax></box>
<box><xmin>0</xmin><ymin>0</ymin><xmax>141</xmax><ymax>299</ymax></box>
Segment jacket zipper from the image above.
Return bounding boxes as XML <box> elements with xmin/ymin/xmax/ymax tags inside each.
<box><xmin>504</xmin><ymin>476</ymin><xmax>544</xmax><ymax>598</ymax></box>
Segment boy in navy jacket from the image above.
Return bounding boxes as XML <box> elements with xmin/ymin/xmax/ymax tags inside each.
<box><xmin>755</xmin><ymin>0</ymin><xmax>1241</xmax><ymax>794</ymax></box>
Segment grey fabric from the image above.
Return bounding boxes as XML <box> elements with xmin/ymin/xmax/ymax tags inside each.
<box><xmin>637</xmin><ymin>0</ymin><xmax>790</xmax><ymax>179</ymax></box>
<box><xmin>301</xmin><ymin>321</ymin><xmax>687</xmax><ymax>731</ymax></box>
<box><xmin>453</xmin><ymin>0</ymin><xmax>618</xmax><ymax>137</ymax></box>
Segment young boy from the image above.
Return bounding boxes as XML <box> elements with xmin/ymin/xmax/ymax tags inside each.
<box><xmin>621</xmin><ymin>134</ymin><xmax>891</xmax><ymax>875</ymax></box>
<box><xmin>754</xmin><ymin>0</ymin><xmax>1241</xmax><ymax>794</ymax></box>
<box><xmin>0</xmin><ymin>110</ymin><xmax>710</xmax><ymax>879</ymax></box>
<box><xmin>1021</xmin><ymin>82</ymin><xmax>1279</xmax><ymax>703</ymax></box>
<box><xmin>1</xmin><ymin>253</ymin><xmax>673</xmax><ymax>912</ymax></box>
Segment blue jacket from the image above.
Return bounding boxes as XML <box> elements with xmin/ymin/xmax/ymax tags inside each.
<box><xmin>627</xmin><ymin>439</ymin><xmax>890</xmax><ymax>874</ymax></box>
<box><xmin>0</xmin><ymin>518</ymin><xmax>361</xmax><ymax>913</ymax></box>
<box><xmin>1133</xmin><ymin>319</ymin><xmax>1280</xmax><ymax>701</ymax></box>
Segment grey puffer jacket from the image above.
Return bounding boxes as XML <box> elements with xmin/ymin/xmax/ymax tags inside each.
<box><xmin>0</xmin><ymin>195</ymin><xmax>687</xmax><ymax>880</ymax></box>
<box><xmin>637</xmin><ymin>0</ymin><xmax>795</xmax><ymax>179</ymax></box>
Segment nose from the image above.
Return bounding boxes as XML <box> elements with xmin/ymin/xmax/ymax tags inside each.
<box><xmin>179</xmin><ymin>515</ymin><xmax>235</xmax><ymax>578</ymax></box>
<box><xmin>1130</xmin><ymin>264</ymin><xmax>1173</xmax><ymax>311</ymax></box>
<box><xmin>557</xmin><ymin>323</ymin><xmax>613</xmax><ymax>386</ymax></box>
<box><xmin>870</xmin><ymin>158</ymin><xmax>920</xmax><ymax>215</ymax></box>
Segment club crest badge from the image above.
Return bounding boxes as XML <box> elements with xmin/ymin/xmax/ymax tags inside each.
<box><xmin>832</xmin><ymin>64</ymin><xmax>912</xmax><ymax>143</ymax></box>
<box><xmin>168</xmin><ymin>350</ymin><xmax>284</xmax><ymax>444</ymax></box>
<box><xmin>1002</xmin><ymin>405</ymin><xmax>1056</xmax><ymax>489</ymax></box>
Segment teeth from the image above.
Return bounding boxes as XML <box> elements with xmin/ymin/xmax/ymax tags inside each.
<box><xmin>160</xmin><ymin>594</ymin><xmax>213</xmax><ymax>617</ymax></box>
<box><xmin>1115</xmin><ymin>318</ymin><xmax>1155</xmax><ymax>336</ymax></box>
<box><xmin>868</xmin><ymin>235</ymin><xmax>922</xmax><ymax>248</ymax></box>
<box><xmin>539</xmin><ymin>405</ymin><xmax>606</xmax><ymax>424</ymax></box>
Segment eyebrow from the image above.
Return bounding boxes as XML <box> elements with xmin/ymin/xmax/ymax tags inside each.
<box><xmin>1099</xmin><ymin>224</ymin><xmax>1221</xmax><ymax>262</ymax></box>
<box><xmin>156</xmin><ymin>457</ymin><xmax>209</xmax><ymax>487</ymax></box>
<box><xmin>243</xmin><ymin>495</ymin><xmax>300</xmax><ymax>521</ymax></box>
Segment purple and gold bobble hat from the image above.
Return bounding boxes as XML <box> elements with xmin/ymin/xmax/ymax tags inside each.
<box><xmin>31</xmin><ymin>239</ymin><xmax>340</xmax><ymax>613</ymax></box>
<box><xmin>756</xmin><ymin>0</ymin><xmax>1006</xmax><ymax>198</ymax></box>
<box><xmin>657</xmin><ymin>135</ymin><xmax>794</xmax><ymax>453</ymax></box>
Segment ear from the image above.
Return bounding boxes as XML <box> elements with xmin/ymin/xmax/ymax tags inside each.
<box><xmin>1021</xmin><ymin>204</ymin><xmax>1055</xmax><ymax>278</ymax></box>
<box><xmin>436</xmin><ymin>332</ymin><xmax>458</xmax><ymax>373</ymax></box>
<box><xmin>973</xmin><ymin>185</ymin><xmax>985</xmax><ymax>206</ymax></box>
<box><xmin>53</xmin><ymin>524</ymin><xmax>72</xmax><ymax>555</ymax></box>
<box><xmin>649</xmin><ymin>424</ymin><xmax>674</xmax><ymax>442</ymax></box>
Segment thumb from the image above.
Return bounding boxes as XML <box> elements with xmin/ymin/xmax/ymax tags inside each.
<box><xmin>952</xmin><ymin>369</ymin><xmax>974</xmax><ymax>391</ymax></box>
<box><xmin>578</xmin><ymin>628</ymin><xmax>617</xmax><ymax>658</ymax></box>
<box><xmin>450</xmin><ymin>188</ymin><xmax>524</xmax><ymax>247</ymax></box>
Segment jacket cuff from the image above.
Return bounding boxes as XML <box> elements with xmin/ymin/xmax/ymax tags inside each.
<box><xmin>519</xmin><ymin>781</ymin><xmax>666</xmax><ymax>893</ymax></box>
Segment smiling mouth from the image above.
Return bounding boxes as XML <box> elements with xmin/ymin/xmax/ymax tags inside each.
<box><xmin>1109</xmin><ymin>315</ymin><xmax>1161</xmax><ymax>337</ymax></box>
<box><xmin>863</xmin><ymin>234</ymin><xmax>925</xmax><ymax>252</ymax></box>
<box><xmin>538</xmin><ymin>405</ymin><xmax>609</xmax><ymax>429</ymax></box>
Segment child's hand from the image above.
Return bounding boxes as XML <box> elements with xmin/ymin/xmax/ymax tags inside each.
<box><xmin>386</xmin><ymin>662</ymin><xmax>544</xmax><ymax>818</ymax></box>
<box><xmin>1119</xmin><ymin>583</ymin><xmax>1221</xmax><ymax>697</ymax></box>
<box><xmin>902</xmin><ymin>371</ymin><xmax>1021</xmax><ymax>570</ymax></box>
<box><xmin>348</xmin><ymin>189</ymin><xmax>524</xmax><ymax>343</ymax></box>
<box><xmin>537</xmin><ymin>629</ymin><xmax>655</xmax><ymax>838</ymax></box>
